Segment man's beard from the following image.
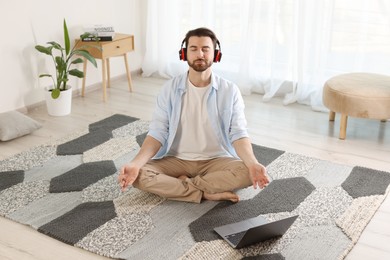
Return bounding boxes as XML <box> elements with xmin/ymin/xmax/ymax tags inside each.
<box><xmin>188</xmin><ymin>59</ymin><xmax>213</xmax><ymax>72</ymax></box>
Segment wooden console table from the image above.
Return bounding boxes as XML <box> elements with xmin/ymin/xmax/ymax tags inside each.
<box><xmin>75</xmin><ymin>33</ymin><xmax>134</xmax><ymax>101</ymax></box>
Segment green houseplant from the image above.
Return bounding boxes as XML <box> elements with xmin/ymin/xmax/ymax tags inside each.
<box><xmin>35</xmin><ymin>19</ymin><xmax>98</xmax><ymax>99</ymax></box>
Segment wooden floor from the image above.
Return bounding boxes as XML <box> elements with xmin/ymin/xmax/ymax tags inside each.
<box><xmin>0</xmin><ymin>74</ymin><xmax>389</xmax><ymax>260</ymax></box>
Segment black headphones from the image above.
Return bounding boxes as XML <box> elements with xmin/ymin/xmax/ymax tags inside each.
<box><xmin>179</xmin><ymin>39</ymin><xmax>222</xmax><ymax>62</ymax></box>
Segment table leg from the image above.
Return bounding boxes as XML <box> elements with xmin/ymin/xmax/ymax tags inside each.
<box><xmin>107</xmin><ymin>58</ymin><xmax>111</xmax><ymax>88</ymax></box>
<box><xmin>339</xmin><ymin>114</ymin><xmax>348</xmax><ymax>140</ymax></box>
<box><xmin>329</xmin><ymin>111</ymin><xmax>335</xmax><ymax>121</ymax></box>
<box><xmin>82</xmin><ymin>58</ymin><xmax>87</xmax><ymax>97</ymax></box>
<box><xmin>102</xmin><ymin>59</ymin><xmax>107</xmax><ymax>102</ymax></box>
<box><xmin>124</xmin><ymin>54</ymin><xmax>133</xmax><ymax>92</ymax></box>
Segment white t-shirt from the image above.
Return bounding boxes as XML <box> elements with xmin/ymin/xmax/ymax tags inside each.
<box><xmin>167</xmin><ymin>79</ymin><xmax>230</xmax><ymax>160</ymax></box>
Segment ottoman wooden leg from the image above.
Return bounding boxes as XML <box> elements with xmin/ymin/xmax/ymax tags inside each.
<box><xmin>339</xmin><ymin>114</ymin><xmax>348</xmax><ymax>140</ymax></box>
<box><xmin>329</xmin><ymin>111</ymin><xmax>336</xmax><ymax>121</ymax></box>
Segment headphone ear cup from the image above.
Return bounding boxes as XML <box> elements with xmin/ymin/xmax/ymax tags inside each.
<box><xmin>179</xmin><ymin>48</ymin><xmax>187</xmax><ymax>61</ymax></box>
<box><xmin>214</xmin><ymin>49</ymin><xmax>222</xmax><ymax>62</ymax></box>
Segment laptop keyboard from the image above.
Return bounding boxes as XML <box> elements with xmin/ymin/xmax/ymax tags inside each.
<box><xmin>225</xmin><ymin>230</ymin><xmax>246</xmax><ymax>245</ymax></box>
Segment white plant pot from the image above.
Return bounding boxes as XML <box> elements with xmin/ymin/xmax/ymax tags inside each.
<box><xmin>45</xmin><ymin>86</ymin><xmax>72</xmax><ymax>116</ymax></box>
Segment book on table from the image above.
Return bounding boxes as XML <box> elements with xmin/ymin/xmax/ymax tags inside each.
<box><xmin>82</xmin><ymin>24</ymin><xmax>115</xmax><ymax>41</ymax></box>
<box><xmin>81</xmin><ymin>36</ymin><xmax>113</xmax><ymax>42</ymax></box>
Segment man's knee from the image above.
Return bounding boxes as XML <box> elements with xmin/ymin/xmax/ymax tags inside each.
<box><xmin>227</xmin><ymin>161</ymin><xmax>250</xmax><ymax>177</ymax></box>
<box><xmin>133</xmin><ymin>168</ymin><xmax>158</xmax><ymax>189</ymax></box>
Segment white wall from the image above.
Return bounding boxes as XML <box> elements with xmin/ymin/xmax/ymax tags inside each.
<box><xmin>0</xmin><ymin>0</ymin><xmax>145</xmax><ymax>113</ymax></box>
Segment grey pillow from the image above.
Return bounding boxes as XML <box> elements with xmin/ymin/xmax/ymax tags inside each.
<box><xmin>0</xmin><ymin>111</ymin><xmax>42</xmax><ymax>141</ymax></box>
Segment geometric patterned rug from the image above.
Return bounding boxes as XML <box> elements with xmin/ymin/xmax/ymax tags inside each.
<box><xmin>1</xmin><ymin>114</ymin><xmax>390</xmax><ymax>260</ymax></box>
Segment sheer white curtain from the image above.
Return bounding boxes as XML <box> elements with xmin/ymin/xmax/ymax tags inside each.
<box><xmin>142</xmin><ymin>0</ymin><xmax>390</xmax><ymax>111</ymax></box>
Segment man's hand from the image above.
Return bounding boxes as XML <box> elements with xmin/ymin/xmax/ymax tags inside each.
<box><xmin>248</xmin><ymin>163</ymin><xmax>269</xmax><ymax>189</ymax></box>
<box><xmin>118</xmin><ymin>163</ymin><xmax>140</xmax><ymax>191</ymax></box>
<box><xmin>232</xmin><ymin>137</ymin><xmax>270</xmax><ymax>189</ymax></box>
<box><xmin>117</xmin><ymin>135</ymin><xmax>162</xmax><ymax>192</ymax></box>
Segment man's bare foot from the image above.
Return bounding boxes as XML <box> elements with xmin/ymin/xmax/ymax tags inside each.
<box><xmin>178</xmin><ymin>175</ymin><xmax>188</xmax><ymax>181</ymax></box>
<box><xmin>203</xmin><ymin>191</ymin><xmax>239</xmax><ymax>203</ymax></box>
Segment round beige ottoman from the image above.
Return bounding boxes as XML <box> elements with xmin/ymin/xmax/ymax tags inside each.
<box><xmin>323</xmin><ymin>73</ymin><xmax>390</xmax><ymax>139</ymax></box>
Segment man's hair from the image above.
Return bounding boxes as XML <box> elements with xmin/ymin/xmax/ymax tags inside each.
<box><xmin>183</xmin><ymin>27</ymin><xmax>218</xmax><ymax>49</ymax></box>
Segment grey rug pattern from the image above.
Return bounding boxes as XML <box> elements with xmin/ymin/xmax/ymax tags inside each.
<box><xmin>1</xmin><ymin>114</ymin><xmax>390</xmax><ymax>260</ymax></box>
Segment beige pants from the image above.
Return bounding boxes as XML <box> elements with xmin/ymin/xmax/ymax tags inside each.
<box><xmin>133</xmin><ymin>156</ymin><xmax>252</xmax><ymax>203</ymax></box>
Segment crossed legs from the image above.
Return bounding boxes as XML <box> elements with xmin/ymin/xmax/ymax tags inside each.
<box><xmin>132</xmin><ymin>156</ymin><xmax>252</xmax><ymax>203</ymax></box>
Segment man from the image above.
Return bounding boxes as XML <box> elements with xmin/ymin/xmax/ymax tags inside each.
<box><xmin>118</xmin><ymin>27</ymin><xmax>269</xmax><ymax>203</ymax></box>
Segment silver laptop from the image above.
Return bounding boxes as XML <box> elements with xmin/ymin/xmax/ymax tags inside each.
<box><xmin>214</xmin><ymin>215</ymin><xmax>298</xmax><ymax>249</ymax></box>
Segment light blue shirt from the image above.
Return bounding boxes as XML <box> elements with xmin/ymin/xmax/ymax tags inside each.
<box><xmin>148</xmin><ymin>72</ymin><xmax>249</xmax><ymax>159</ymax></box>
